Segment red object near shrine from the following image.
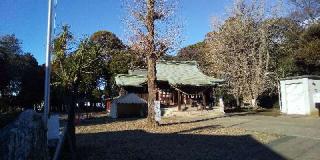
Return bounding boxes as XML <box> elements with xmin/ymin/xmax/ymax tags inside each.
<box><xmin>106</xmin><ymin>98</ymin><xmax>111</xmax><ymax>112</ymax></box>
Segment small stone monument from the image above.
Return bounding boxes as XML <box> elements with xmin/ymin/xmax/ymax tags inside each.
<box><xmin>154</xmin><ymin>101</ymin><xmax>161</xmax><ymax>122</ymax></box>
<box><xmin>219</xmin><ymin>97</ymin><xmax>225</xmax><ymax>114</ymax></box>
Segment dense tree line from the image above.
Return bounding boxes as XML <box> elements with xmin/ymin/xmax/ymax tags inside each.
<box><xmin>0</xmin><ymin>27</ymin><xmax>142</xmax><ymax>114</ymax></box>
<box><xmin>50</xmin><ymin>26</ymin><xmax>144</xmax><ymax>112</ymax></box>
<box><xmin>0</xmin><ymin>35</ymin><xmax>44</xmax><ymax>112</ymax></box>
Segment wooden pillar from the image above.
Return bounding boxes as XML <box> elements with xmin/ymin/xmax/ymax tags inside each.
<box><xmin>172</xmin><ymin>91</ymin><xmax>175</xmax><ymax>104</ymax></box>
<box><xmin>202</xmin><ymin>92</ymin><xmax>207</xmax><ymax>107</ymax></box>
<box><xmin>178</xmin><ymin>90</ymin><xmax>181</xmax><ymax>111</ymax></box>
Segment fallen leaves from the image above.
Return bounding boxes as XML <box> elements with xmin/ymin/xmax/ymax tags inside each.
<box><xmin>74</xmin><ymin>114</ymin><xmax>281</xmax><ymax>160</ymax></box>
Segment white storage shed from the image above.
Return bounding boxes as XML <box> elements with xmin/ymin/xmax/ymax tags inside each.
<box><xmin>280</xmin><ymin>75</ymin><xmax>320</xmax><ymax>115</ymax></box>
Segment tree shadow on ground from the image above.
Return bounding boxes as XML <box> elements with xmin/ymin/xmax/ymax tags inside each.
<box><xmin>161</xmin><ymin>112</ymin><xmax>257</xmax><ymax>126</ymax></box>
<box><xmin>77</xmin><ymin>111</ymin><xmax>262</xmax><ymax>127</ymax></box>
<box><xmin>75</xmin><ymin>129</ymin><xmax>285</xmax><ymax>160</ymax></box>
<box><xmin>76</xmin><ymin>115</ymin><xmax>142</xmax><ymax>127</ymax></box>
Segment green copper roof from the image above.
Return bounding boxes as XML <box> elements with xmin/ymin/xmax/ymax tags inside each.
<box><xmin>115</xmin><ymin>61</ymin><xmax>224</xmax><ymax>87</ymax></box>
<box><xmin>115</xmin><ymin>74</ymin><xmax>146</xmax><ymax>87</ymax></box>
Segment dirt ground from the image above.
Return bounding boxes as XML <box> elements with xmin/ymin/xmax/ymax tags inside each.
<box><xmin>0</xmin><ymin>111</ymin><xmax>21</xmax><ymax>128</ymax></box>
<box><xmin>73</xmin><ymin>113</ymin><xmax>285</xmax><ymax>160</ymax></box>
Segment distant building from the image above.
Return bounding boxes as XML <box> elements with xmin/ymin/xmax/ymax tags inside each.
<box><xmin>115</xmin><ymin>61</ymin><xmax>224</xmax><ymax>111</ymax></box>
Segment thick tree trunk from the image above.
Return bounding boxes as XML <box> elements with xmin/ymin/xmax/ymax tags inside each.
<box><xmin>251</xmin><ymin>98</ymin><xmax>258</xmax><ymax>109</ymax></box>
<box><xmin>202</xmin><ymin>92</ymin><xmax>207</xmax><ymax>107</ymax></box>
<box><xmin>147</xmin><ymin>56</ymin><xmax>157</xmax><ymax>126</ymax></box>
<box><xmin>66</xmin><ymin>86</ymin><xmax>77</xmax><ymax>160</ymax></box>
<box><xmin>146</xmin><ymin>0</ymin><xmax>158</xmax><ymax>127</ymax></box>
<box><xmin>178</xmin><ymin>90</ymin><xmax>181</xmax><ymax>111</ymax></box>
<box><xmin>67</xmin><ymin>101</ymin><xmax>76</xmax><ymax>159</ymax></box>
<box><xmin>236</xmin><ymin>97</ymin><xmax>241</xmax><ymax>108</ymax></box>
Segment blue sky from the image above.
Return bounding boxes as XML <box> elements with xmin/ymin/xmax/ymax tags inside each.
<box><xmin>0</xmin><ymin>0</ymin><xmax>287</xmax><ymax>64</ymax></box>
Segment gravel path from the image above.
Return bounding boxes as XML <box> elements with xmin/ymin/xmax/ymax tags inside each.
<box><xmin>75</xmin><ymin>114</ymin><xmax>283</xmax><ymax>160</ymax></box>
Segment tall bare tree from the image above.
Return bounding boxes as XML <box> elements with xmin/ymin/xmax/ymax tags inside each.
<box><xmin>289</xmin><ymin>0</ymin><xmax>320</xmax><ymax>24</ymax></box>
<box><xmin>123</xmin><ymin>0</ymin><xmax>182</xmax><ymax>126</ymax></box>
<box><xmin>206</xmin><ymin>0</ymin><xmax>281</xmax><ymax>108</ymax></box>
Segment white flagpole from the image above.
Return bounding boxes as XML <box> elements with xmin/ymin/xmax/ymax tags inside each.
<box><xmin>44</xmin><ymin>0</ymin><xmax>54</xmax><ymax>130</ymax></box>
